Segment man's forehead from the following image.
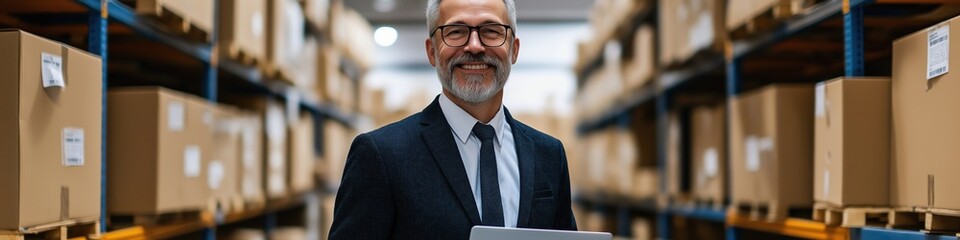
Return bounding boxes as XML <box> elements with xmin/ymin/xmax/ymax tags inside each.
<box><xmin>437</xmin><ymin>0</ymin><xmax>509</xmax><ymax>24</ymax></box>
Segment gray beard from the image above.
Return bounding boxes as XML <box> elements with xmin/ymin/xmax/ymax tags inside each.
<box><xmin>435</xmin><ymin>51</ymin><xmax>511</xmax><ymax>104</ymax></box>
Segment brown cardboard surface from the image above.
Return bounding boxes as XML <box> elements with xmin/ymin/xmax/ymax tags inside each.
<box><xmin>287</xmin><ymin>111</ymin><xmax>316</xmax><ymax>194</ymax></box>
<box><xmin>266</xmin><ymin>0</ymin><xmax>305</xmax><ymax>83</ymax></box>
<box><xmin>665</xmin><ymin>111</ymin><xmax>683</xmax><ymax>196</ymax></box>
<box><xmin>228</xmin><ymin>229</ymin><xmax>265</xmax><ymax>240</ymax></box>
<box><xmin>219</xmin><ymin>0</ymin><xmax>267</xmax><ymax>63</ymax></box>
<box><xmin>726</xmin><ymin>0</ymin><xmax>780</xmax><ymax>31</ymax></box>
<box><xmin>210</xmin><ymin>105</ymin><xmax>244</xmax><ymax>205</ymax></box>
<box><xmin>304</xmin><ymin>0</ymin><xmax>330</xmax><ymax>30</ymax></box>
<box><xmin>134</xmin><ymin>0</ymin><xmax>212</xmax><ymax>32</ymax></box>
<box><xmin>691</xmin><ymin>104</ymin><xmax>726</xmax><ymax>202</ymax></box>
<box><xmin>0</xmin><ymin>30</ymin><xmax>102</xmax><ymax>229</ymax></box>
<box><xmin>108</xmin><ymin>87</ymin><xmax>212</xmax><ymax>215</ymax></box>
<box><xmin>239</xmin><ymin>113</ymin><xmax>264</xmax><ymax>203</ymax></box>
<box><xmin>813</xmin><ymin>77</ymin><xmax>891</xmax><ymax>207</ymax></box>
<box><xmin>323</xmin><ymin>120</ymin><xmax>348</xmax><ymax>191</ymax></box>
<box><xmin>730</xmin><ymin>84</ymin><xmax>813</xmax><ymax>206</ymax></box>
<box><xmin>271</xmin><ymin>227</ymin><xmax>306</xmax><ymax>240</ymax></box>
<box><xmin>891</xmin><ymin>16</ymin><xmax>960</xmax><ymax>210</ymax></box>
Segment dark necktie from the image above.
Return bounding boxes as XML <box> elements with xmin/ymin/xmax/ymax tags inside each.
<box><xmin>472</xmin><ymin>122</ymin><xmax>504</xmax><ymax>226</ymax></box>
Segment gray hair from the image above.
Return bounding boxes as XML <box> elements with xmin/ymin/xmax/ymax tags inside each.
<box><xmin>426</xmin><ymin>0</ymin><xmax>518</xmax><ymax>35</ymax></box>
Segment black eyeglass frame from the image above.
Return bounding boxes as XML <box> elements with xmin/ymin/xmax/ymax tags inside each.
<box><xmin>430</xmin><ymin>23</ymin><xmax>515</xmax><ymax>47</ymax></box>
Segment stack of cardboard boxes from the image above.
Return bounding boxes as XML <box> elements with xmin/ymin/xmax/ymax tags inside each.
<box><xmin>658</xmin><ymin>0</ymin><xmax>726</xmax><ymax>67</ymax></box>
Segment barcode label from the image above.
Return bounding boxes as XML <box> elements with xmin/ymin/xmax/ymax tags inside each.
<box><xmin>41</xmin><ymin>52</ymin><xmax>65</xmax><ymax>88</ymax></box>
<box><xmin>62</xmin><ymin>128</ymin><xmax>84</xmax><ymax>167</ymax></box>
<box><xmin>928</xmin><ymin>24</ymin><xmax>950</xmax><ymax>80</ymax></box>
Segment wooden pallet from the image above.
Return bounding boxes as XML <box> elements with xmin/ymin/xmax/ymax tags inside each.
<box><xmin>135</xmin><ymin>2</ymin><xmax>211</xmax><ymax>42</ymax></box>
<box><xmin>260</xmin><ymin>63</ymin><xmax>296</xmax><ymax>85</ymax></box>
<box><xmin>109</xmin><ymin>209</ymin><xmax>204</xmax><ymax>228</ymax></box>
<box><xmin>728</xmin><ymin>201</ymin><xmax>811</xmax><ymax>222</ymax></box>
<box><xmin>811</xmin><ymin>202</ymin><xmax>889</xmax><ymax>227</ymax></box>
<box><xmin>728</xmin><ymin>0</ymin><xmax>819</xmax><ymax>40</ymax></box>
<box><xmin>0</xmin><ymin>218</ymin><xmax>100</xmax><ymax>240</ymax></box>
<box><xmin>225</xmin><ymin>43</ymin><xmax>264</xmax><ymax>68</ymax></box>
<box><xmin>887</xmin><ymin>207</ymin><xmax>960</xmax><ymax>236</ymax></box>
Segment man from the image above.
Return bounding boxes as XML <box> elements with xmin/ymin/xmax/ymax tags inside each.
<box><xmin>328</xmin><ymin>0</ymin><xmax>576</xmax><ymax>239</ymax></box>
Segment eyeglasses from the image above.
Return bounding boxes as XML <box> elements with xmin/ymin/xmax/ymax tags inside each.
<box><xmin>430</xmin><ymin>23</ymin><xmax>513</xmax><ymax>47</ymax></box>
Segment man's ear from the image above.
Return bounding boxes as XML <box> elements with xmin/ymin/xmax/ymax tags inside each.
<box><xmin>426</xmin><ymin>37</ymin><xmax>437</xmax><ymax>66</ymax></box>
<box><xmin>511</xmin><ymin>37</ymin><xmax>520</xmax><ymax>64</ymax></box>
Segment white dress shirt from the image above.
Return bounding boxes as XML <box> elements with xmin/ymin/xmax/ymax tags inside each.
<box><xmin>438</xmin><ymin>93</ymin><xmax>520</xmax><ymax>228</ymax></box>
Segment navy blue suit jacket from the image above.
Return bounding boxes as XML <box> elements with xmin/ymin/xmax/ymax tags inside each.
<box><xmin>329</xmin><ymin>96</ymin><xmax>577</xmax><ymax>239</ymax></box>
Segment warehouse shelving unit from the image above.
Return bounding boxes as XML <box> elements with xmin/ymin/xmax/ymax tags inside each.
<box><xmin>576</xmin><ymin>0</ymin><xmax>960</xmax><ymax>239</ymax></box>
<box><xmin>0</xmin><ymin>0</ymin><xmax>360</xmax><ymax>239</ymax></box>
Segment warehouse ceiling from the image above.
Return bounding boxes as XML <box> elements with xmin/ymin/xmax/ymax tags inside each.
<box><xmin>344</xmin><ymin>0</ymin><xmax>594</xmax><ymax>24</ymax></box>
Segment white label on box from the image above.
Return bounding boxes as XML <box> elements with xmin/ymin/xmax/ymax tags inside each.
<box><xmin>41</xmin><ymin>52</ymin><xmax>65</xmax><ymax>88</ymax></box>
<box><xmin>283</xmin><ymin>1</ymin><xmax>306</xmax><ymax>55</ymax></box>
<box><xmin>242</xmin><ymin>127</ymin><xmax>257</xmax><ymax>169</ymax></box>
<box><xmin>928</xmin><ymin>24</ymin><xmax>950</xmax><ymax>80</ymax></box>
<box><xmin>62</xmin><ymin>128</ymin><xmax>84</xmax><ymax>167</ymax></box>
<box><xmin>285</xmin><ymin>89</ymin><xmax>300</xmax><ymax>126</ymax></box>
<box><xmin>823</xmin><ymin>170</ymin><xmax>830</xmax><ymax>197</ymax></box>
<box><xmin>203</xmin><ymin>110</ymin><xmax>214</xmax><ymax>127</ymax></box>
<box><xmin>268</xmin><ymin>174</ymin><xmax>284</xmax><ymax>195</ymax></box>
<box><xmin>704</xmin><ymin>148</ymin><xmax>719</xmax><ymax>178</ymax></box>
<box><xmin>815</xmin><ymin>82</ymin><xmax>826</xmax><ymax>117</ymax></box>
<box><xmin>745</xmin><ymin>136</ymin><xmax>760</xmax><ymax>172</ymax></box>
<box><xmin>208</xmin><ymin>160</ymin><xmax>225</xmax><ymax>189</ymax></box>
<box><xmin>168</xmin><ymin>101</ymin><xmax>185</xmax><ymax>132</ymax></box>
<box><xmin>252</xmin><ymin>11</ymin><xmax>265</xmax><ymax>38</ymax></box>
<box><xmin>184</xmin><ymin>145</ymin><xmax>201</xmax><ymax>178</ymax></box>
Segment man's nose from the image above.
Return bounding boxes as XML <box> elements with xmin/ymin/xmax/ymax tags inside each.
<box><xmin>462</xmin><ymin>31</ymin><xmax>486</xmax><ymax>54</ymax></box>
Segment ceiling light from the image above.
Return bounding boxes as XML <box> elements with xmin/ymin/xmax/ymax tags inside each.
<box><xmin>374</xmin><ymin>26</ymin><xmax>399</xmax><ymax>47</ymax></box>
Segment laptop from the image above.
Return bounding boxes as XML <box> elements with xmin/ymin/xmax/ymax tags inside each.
<box><xmin>469</xmin><ymin>226</ymin><xmax>612</xmax><ymax>240</ymax></box>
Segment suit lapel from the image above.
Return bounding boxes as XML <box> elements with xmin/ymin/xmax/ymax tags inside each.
<box><xmin>420</xmin><ymin>97</ymin><xmax>482</xmax><ymax>225</ymax></box>
<box><xmin>505</xmin><ymin>108</ymin><xmax>536</xmax><ymax>227</ymax></box>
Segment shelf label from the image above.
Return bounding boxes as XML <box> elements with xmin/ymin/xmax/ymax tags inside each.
<box><xmin>168</xmin><ymin>101</ymin><xmax>185</xmax><ymax>132</ymax></box>
<box><xmin>62</xmin><ymin>128</ymin><xmax>84</xmax><ymax>167</ymax></box>
<box><xmin>184</xmin><ymin>145</ymin><xmax>201</xmax><ymax>178</ymax></box>
<box><xmin>41</xmin><ymin>52</ymin><xmax>65</xmax><ymax>88</ymax></box>
<box><xmin>928</xmin><ymin>24</ymin><xmax>950</xmax><ymax>80</ymax></box>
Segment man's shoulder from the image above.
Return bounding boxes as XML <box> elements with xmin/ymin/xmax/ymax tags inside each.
<box><xmin>362</xmin><ymin>111</ymin><xmax>424</xmax><ymax>142</ymax></box>
<box><xmin>510</xmin><ymin>118</ymin><xmax>562</xmax><ymax>148</ymax></box>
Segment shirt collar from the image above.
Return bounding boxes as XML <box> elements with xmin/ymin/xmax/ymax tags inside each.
<box><xmin>438</xmin><ymin>93</ymin><xmax>509</xmax><ymax>144</ymax></box>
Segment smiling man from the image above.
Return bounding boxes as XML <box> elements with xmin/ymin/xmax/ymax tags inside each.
<box><xmin>328</xmin><ymin>0</ymin><xmax>577</xmax><ymax>239</ymax></box>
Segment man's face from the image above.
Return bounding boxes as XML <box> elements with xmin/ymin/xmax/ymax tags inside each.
<box><xmin>426</xmin><ymin>0</ymin><xmax>520</xmax><ymax>104</ymax></box>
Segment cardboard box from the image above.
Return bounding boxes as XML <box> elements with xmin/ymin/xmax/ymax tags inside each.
<box><xmin>322</xmin><ymin>120</ymin><xmax>349</xmax><ymax>190</ymax></box>
<box><xmin>238</xmin><ymin>113</ymin><xmax>265</xmax><ymax>205</ymax></box>
<box><xmin>659</xmin><ymin>0</ymin><xmax>725</xmax><ymax>65</ymax></box>
<box><xmin>135</xmin><ymin>0</ymin><xmax>215</xmax><ymax>41</ymax></box>
<box><xmin>0</xmin><ymin>30</ymin><xmax>102</xmax><ymax>229</ymax></box>
<box><xmin>726</xmin><ymin>0</ymin><xmax>806</xmax><ymax>32</ymax></box>
<box><xmin>227</xmin><ymin>229</ymin><xmax>265</xmax><ymax>240</ymax></box>
<box><xmin>690</xmin><ymin>105</ymin><xmax>726</xmax><ymax>203</ymax></box>
<box><xmin>107</xmin><ymin>87</ymin><xmax>214</xmax><ymax>215</ymax></box>
<box><xmin>316</xmin><ymin>44</ymin><xmax>340</xmax><ymax>103</ymax></box>
<box><xmin>267</xmin><ymin>0</ymin><xmax>306</xmax><ymax>83</ymax></box>
<box><xmin>891</xmin><ymin>16</ymin><xmax>960</xmax><ymax>210</ymax></box>
<box><xmin>219</xmin><ymin>0</ymin><xmax>267</xmax><ymax>65</ymax></box>
<box><xmin>246</xmin><ymin>98</ymin><xmax>290</xmax><ymax>199</ymax></box>
<box><xmin>209</xmin><ymin>105</ymin><xmax>243</xmax><ymax>211</ymax></box>
<box><xmin>294</xmin><ymin>38</ymin><xmax>318</xmax><ymax>93</ymax></box>
<box><xmin>287</xmin><ymin>111</ymin><xmax>316</xmax><ymax>194</ymax></box>
<box><xmin>813</xmin><ymin>77</ymin><xmax>891</xmax><ymax>207</ymax></box>
<box><xmin>271</xmin><ymin>227</ymin><xmax>306</xmax><ymax>240</ymax></box>
<box><xmin>622</xmin><ymin>24</ymin><xmax>655</xmax><ymax>90</ymax></box>
<box><xmin>303</xmin><ymin>0</ymin><xmax>330</xmax><ymax>30</ymax></box>
<box><xmin>665</xmin><ymin>111</ymin><xmax>685</xmax><ymax>198</ymax></box>
<box><xmin>729</xmin><ymin>84</ymin><xmax>813</xmax><ymax>211</ymax></box>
